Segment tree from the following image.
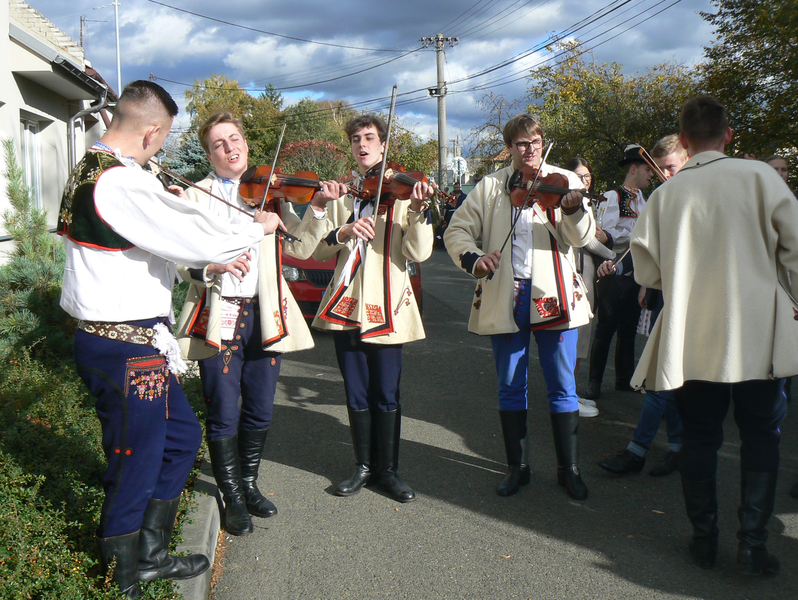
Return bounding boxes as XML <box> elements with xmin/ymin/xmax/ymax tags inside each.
<box><xmin>525</xmin><ymin>40</ymin><xmax>698</xmax><ymax>190</ymax></box>
<box><xmin>162</xmin><ymin>133</ymin><xmax>210</xmax><ymax>182</ymax></box>
<box><xmin>699</xmin><ymin>0</ymin><xmax>798</xmax><ymax>157</ymax></box>
<box><xmin>467</xmin><ymin>91</ymin><xmax>523</xmax><ymax>177</ymax></box>
<box><xmin>185</xmin><ymin>74</ymin><xmax>255</xmax><ymax>128</ymax></box>
<box><xmin>279</xmin><ymin>140</ymin><xmax>351</xmax><ymax>182</ymax></box>
<box><xmin>388</xmin><ymin>122</ymin><xmax>438</xmax><ymax>176</ymax></box>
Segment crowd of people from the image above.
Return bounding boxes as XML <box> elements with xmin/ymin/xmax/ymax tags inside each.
<box><xmin>56</xmin><ymin>81</ymin><xmax>796</xmax><ymax>597</ymax></box>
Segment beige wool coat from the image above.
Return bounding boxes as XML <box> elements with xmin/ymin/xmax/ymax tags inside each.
<box><xmin>311</xmin><ymin>194</ymin><xmax>433</xmax><ymax>345</ymax></box>
<box><xmin>444</xmin><ymin>165</ymin><xmax>595</xmax><ymax>335</ymax></box>
<box><xmin>630</xmin><ymin>151</ymin><xmax>798</xmax><ymax>391</ymax></box>
<box><xmin>176</xmin><ymin>177</ymin><xmax>327</xmax><ymax>359</ymax></box>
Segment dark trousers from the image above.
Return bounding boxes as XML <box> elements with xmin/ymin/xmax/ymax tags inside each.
<box><xmin>590</xmin><ymin>274</ymin><xmax>641</xmax><ymax>385</ymax></box>
<box><xmin>333</xmin><ymin>330</ymin><xmax>403</xmax><ymax>412</ymax></box>
<box><xmin>74</xmin><ymin>320</ymin><xmax>202</xmax><ymax>537</ymax></box>
<box><xmin>674</xmin><ymin>379</ymin><xmax>787</xmax><ymax>481</ymax></box>
<box><xmin>200</xmin><ymin>297</ymin><xmax>280</xmax><ymax>440</ymax></box>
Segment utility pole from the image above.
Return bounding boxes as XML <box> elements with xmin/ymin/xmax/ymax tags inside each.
<box><xmin>113</xmin><ymin>1</ymin><xmax>121</xmax><ymax>95</ymax></box>
<box><xmin>421</xmin><ymin>33</ymin><xmax>458</xmax><ymax>190</ymax></box>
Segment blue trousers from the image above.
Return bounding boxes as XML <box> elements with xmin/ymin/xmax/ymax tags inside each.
<box><xmin>674</xmin><ymin>379</ymin><xmax>786</xmax><ymax>481</ymax></box>
<box><xmin>199</xmin><ymin>297</ymin><xmax>280</xmax><ymax>440</ymax></box>
<box><xmin>333</xmin><ymin>330</ymin><xmax>403</xmax><ymax>412</ymax></box>
<box><xmin>490</xmin><ymin>280</ymin><xmax>578</xmax><ymax>413</ymax></box>
<box><xmin>74</xmin><ymin>319</ymin><xmax>202</xmax><ymax>537</ymax></box>
<box><xmin>628</xmin><ymin>390</ymin><xmax>682</xmax><ymax>457</ymax></box>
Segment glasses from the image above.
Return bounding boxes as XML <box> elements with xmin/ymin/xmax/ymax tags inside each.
<box><xmin>514</xmin><ymin>139</ymin><xmax>543</xmax><ymax>152</ymax></box>
<box><xmin>577</xmin><ymin>173</ymin><xmax>592</xmax><ymax>183</ymax></box>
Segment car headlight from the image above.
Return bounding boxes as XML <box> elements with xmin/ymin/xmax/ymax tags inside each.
<box><xmin>407</xmin><ymin>260</ymin><xmax>418</xmax><ymax>278</ymax></box>
<box><xmin>282</xmin><ymin>265</ymin><xmax>307</xmax><ymax>282</ymax></box>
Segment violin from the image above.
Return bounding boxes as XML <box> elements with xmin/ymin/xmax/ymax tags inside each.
<box><xmin>238</xmin><ymin>165</ymin><xmax>371</xmax><ymax>207</ymax></box>
<box><xmin>358</xmin><ymin>161</ymin><xmax>429</xmax><ymax>204</ymax></box>
<box><xmin>508</xmin><ymin>166</ymin><xmax>606</xmax><ymax>209</ymax></box>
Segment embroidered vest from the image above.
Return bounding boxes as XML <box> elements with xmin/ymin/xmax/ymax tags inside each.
<box><xmin>613</xmin><ymin>187</ymin><xmax>638</xmax><ymax>218</ymax></box>
<box><xmin>57</xmin><ymin>150</ymin><xmax>133</xmax><ymax>250</ymax></box>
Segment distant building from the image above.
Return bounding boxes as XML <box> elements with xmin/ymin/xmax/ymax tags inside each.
<box><xmin>1</xmin><ymin>0</ymin><xmax>112</xmax><ymax>258</ymax></box>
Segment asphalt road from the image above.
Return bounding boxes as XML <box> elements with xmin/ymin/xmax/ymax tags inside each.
<box><xmin>212</xmin><ymin>247</ymin><xmax>798</xmax><ymax>600</ymax></box>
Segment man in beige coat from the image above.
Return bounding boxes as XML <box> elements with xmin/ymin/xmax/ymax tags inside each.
<box><xmin>630</xmin><ymin>96</ymin><xmax>798</xmax><ymax>575</ymax></box>
<box><xmin>175</xmin><ymin>112</ymin><xmax>342</xmax><ymax>535</ymax></box>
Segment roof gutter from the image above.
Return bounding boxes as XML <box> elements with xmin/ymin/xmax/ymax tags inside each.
<box><xmin>68</xmin><ymin>88</ymin><xmax>109</xmax><ymax>170</ymax></box>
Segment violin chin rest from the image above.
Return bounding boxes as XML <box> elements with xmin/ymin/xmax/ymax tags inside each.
<box><xmin>240</xmin><ymin>165</ymin><xmax>259</xmax><ymax>183</ymax></box>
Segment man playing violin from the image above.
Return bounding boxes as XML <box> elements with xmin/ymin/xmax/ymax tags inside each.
<box><xmin>444</xmin><ymin>113</ymin><xmax>595</xmax><ymax>501</ymax></box>
<box><xmin>175</xmin><ymin>112</ymin><xmax>343</xmax><ymax>536</ymax></box>
<box><xmin>309</xmin><ymin>114</ymin><xmax>434</xmax><ymax>503</ymax></box>
<box><xmin>58</xmin><ymin>83</ymin><xmax>286</xmax><ymax>597</ymax></box>
<box><xmin>583</xmin><ymin>144</ymin><xmax>653</xmax><ymax>401</ymax></box>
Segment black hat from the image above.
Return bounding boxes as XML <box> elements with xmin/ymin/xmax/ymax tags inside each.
<box><xmin>618</xmin><ymin>144</ymin><xmax>647</xmax><ymax>167</ymax></box>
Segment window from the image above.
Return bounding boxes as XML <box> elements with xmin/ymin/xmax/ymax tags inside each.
<box><xmin>19</xmin><ymin>118</ymin><xmax>42</xmax><ymax>209</ymax></box>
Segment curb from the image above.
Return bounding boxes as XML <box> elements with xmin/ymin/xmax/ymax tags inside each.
<box><xmin>176</xmin><ymin>459</ymin><xmax>220</xmax><ymax>600</ymax></box>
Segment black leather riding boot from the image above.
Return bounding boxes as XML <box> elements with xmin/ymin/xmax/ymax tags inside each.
<box><xmin>138</xmin><ymin>497</ymin><xmax>210</xmax><ymax>582</ymax></box>
<box><xmin>681</xmin><ymin>476</ymin><xmax>719</xmax><ymax>569</ymax></box>
<box><xmin>207</xmin><ymin>435</ymin><xmax>254</xmax><ymax>535</ymax></box>
<box><xmin>550</xmin><ymin>411</ymin><xmax>588</xmax><ymax>500</ymax></box>
<box><xmin>375</xmin><ymin>408</ymin><xmax>416</xmax><ymax>503</ymax></box>
<box><xmin>614</xmin><ymin>334</ymin><xmax>636</xmax><ymax>391</ymax></box>
<box><xmin>97</xmin><ymin>531</ymin><xmax>141</xmax><ymax>598</ymax></box>
<box><xmin>238</xmin><ymin>428</ymin><xmax>277</xmax><ymax>518</ymax></box>
<box><xmin>335</xmin><ymin>408</ymin><xmax>372</xmax><ymax>496</ymax></box>
<box><xmin>496</xmin><ymin>409</ymin><xmax>530</xmax><ymax>497</ymax></box>
<box><xmin>737</xmin><ymin>471</ymin><xmax>780</xmax><ymax>575</ymax></box>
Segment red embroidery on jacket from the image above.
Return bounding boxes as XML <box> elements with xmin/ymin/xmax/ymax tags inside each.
<box><xmin>366</xmin><ymin>303</ymin><xmax>385</xmax><ymax>324</ymax></box>
<box><xmin>533</xmin><ymin>297</ymin><xmax>561</xmax><ymax>318</ymax></box>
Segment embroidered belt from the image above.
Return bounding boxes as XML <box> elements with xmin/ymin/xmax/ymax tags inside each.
<box><xmin>78</xmin><ymin>320</ymin><xmax>156</xmax><ymax>346</ymax></box>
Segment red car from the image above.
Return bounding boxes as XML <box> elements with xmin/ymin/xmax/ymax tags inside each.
<box><xmin>282</xmin><ymin>206</ymin><xmax>423</xmax><ymax>319</ymax></box>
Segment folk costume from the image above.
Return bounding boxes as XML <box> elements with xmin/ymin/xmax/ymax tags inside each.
<box><xmin>59</xmin><ymin>146</ymin><xmax>266</xmax><ymax>593</ymax></box>
<box><xmin>585</xmin><ymin>149</ymin><xmax>648</xmax><ymax>399</ymax></box>
<box><xmin>312</xmin><ymin>177</ymin><xmax>433</xmax><ymax>502</ymax></box>
<box><xmin>630</xmin><ymin>151</ymin><xmax>798</xmax><ymax>573</ymax></box>
<box><xmin>175</xmin><ymin>174</ymin><xmax>326</xmax><ymax>534</ymax></box>
<box><xmin>444</xmin><ymin>164</ymin><xmax>594</xmax><ymax>500</ymax></box>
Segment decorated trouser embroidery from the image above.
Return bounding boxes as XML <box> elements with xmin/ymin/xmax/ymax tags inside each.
<box><xmin>491</xmin><ymin>279</ymin><xmax>579</xmax><ymax>413</ymax></box>
<box><xmin>333</xmin><ymin>330</ymin><xmax>403</xmax><ymax>412</ymax></box>
<box><xmin>200</xmin><ymin>298</ymin><xmax>281</xmax><ymax>440</ymax></box>
<box><xmin>74</xmin><ymin>322</ymin><xmax>202</xmax><ymax>538</ymax></box>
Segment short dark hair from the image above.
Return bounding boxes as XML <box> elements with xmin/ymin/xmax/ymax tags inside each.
<box><xmin>119</xmin><ymin>80</ymin><xmax>178</xmax><ymax>118</ymax></box>
<box><xmin>198</xmin><ymin>112</ymin><xmax>245</xmax><ymax>154</ymax></box>
<box><xmin>503</xmin><ymin>114</ymin><xmax>543</xmax><ymax>147</ymax></box>
<box><xmin>345</xmin><ymin>114</ymin><xmax>388</xmax><ymax>142</ymax></box>
<box><xmin>679</xmin><ymin>95</ymin><xmax>728</xmax><ymax>146</ymax></box>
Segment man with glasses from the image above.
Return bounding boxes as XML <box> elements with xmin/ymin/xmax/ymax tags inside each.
<box><xmin>445</xmin><ymin>114</ymin><xmax>595</xmax><ymax>500</ymax></box>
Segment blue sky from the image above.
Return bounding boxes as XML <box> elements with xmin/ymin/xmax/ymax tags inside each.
<box><xmin>28</xmin><ymin>0</ymin><xmax>716</xmax><ymax>144</ymax></box>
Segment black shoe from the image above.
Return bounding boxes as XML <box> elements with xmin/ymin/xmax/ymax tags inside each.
<box><xmin>497</xmin><ymin>410</ymin><xmax>530</xmax><ymax>497</ymax></box>
<box><xmin>682</xmin><ymin>477</ymin><xmax>719</xmax><ymax>570</ymax></box>
<box><xmin>375</xmin><ymin>408</ymin><xmax>417</xmax><ymax>503</ymax></box>
<box><xmin>138</xmin><ymin>497</ymin><xmax>210</xmax><ymax>582</ymax></box>
<box><xmin>550</xmin><ymin>411</ymin><xmax>588</xmax><ymax>500</ymax></box>
<box><xmin>789</xmin><ymin>479</ymin><xmax>798</xmax><ymax>499</ymax></box>
<box><xmin>497</xmin><ymin>465</ymin><xmax>531</xmax><ymax>497</ymax></box>
<box><xmin>97</xmin><ymin>531</ymin><xmax>141</xmax><ymax>598</ymax></box>
<box><xmin>598</xmin><ymin>449</ymin><xmax>645</xmax><ymax>475</ymax></box>
<box><xmin>615</xmin><ymin>381</ymin><xmax>636</xmax><ymax>393</ymax></box>
<box><xmin>650</xmin><ymin>451</ymin><xmax>680</xmax><ymax>477</ymax></box>
<box><xmin>583</xmin><ymin>380</ymin><xmax>601</xmax><ymax>400</ymax></box>
<box><xmin>207</xmin><ymin>436</ymin><xmax>254</xmax><ymax>536</ymax></box>
<box><xmin>335</xmin><ymin>408</ymin><xmax>372</xmax><ymax>496</ymax></box>
<box><xmin>238</xmin><ymin>429</ymin><xmax>277</xmax><ymax>518</ymax></box>
<box><xmin>738</xmin><ymin>547</ymin><xmax>780</xmax><ymax>575</ymax></box>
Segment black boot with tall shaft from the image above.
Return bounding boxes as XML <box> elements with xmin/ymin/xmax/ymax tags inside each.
<box><xmin>375</xmin><ymin>408</ymin><xmax>416</xmax><ymax>503</ymax></box>
<box><xmin>496</xmin><ymin>409</ymin><xmax>530</xmax><ymax>497</ymax></box>
<box><xmin>681</xmin><ymin>476</ymin><xmax>719</xmax><ymax>569</ymax></box>
<box><xmin>737</xmin><ymin>471</ymin><xmax>780</xmax><ymax>575</ymax></box>
<box><xmin>138</xmin><ymin>497</ymin><xmax>210</xmax><ymax>582</ymax></box>
<box><xmin>550</xmin><ymin>410</ymin><xmax>588</xmax><ymax>500</ymax></box>
<box><xmin>335</xmin><ymin>408</ymin><xmax>372</xmax><ymax>496</ymax></box>
<box><xmin>207</xmin><ymin>435</ymin><xmax>254</xmax><ymax>535</ymax></box>
<box><xmin>96</xmin><ymin>531</ymin><xmax>141</xmax><ymax>598</ymax></box>
<box><xmin>238</xmin><ymin>429</ymin><xmax>277</xmax><ymax>518</ymax></box>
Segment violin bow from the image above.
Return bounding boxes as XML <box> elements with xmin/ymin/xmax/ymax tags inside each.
<box><xmin>636</xmin><ymin>144</ymin><xmax>669</xmax><ymax>182</ymax></box>
<box><xmin>372</xmin><ymin>84</ymin><xmax>398</xmax><ymax>222</ymax></box>
<box><xmin>258</xmin><ymin>121</ymin><xmax>288</xmax><ymax>212</ymax></box>
<box><xmin>486</xmin><ymin>142</ymin><xmax>554</xmax><ymax>280</ymax></box>
<box><xmin>149</xmin><ymin>158</ymin><xmax>300</xmax><ymax>243</ymax></box>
